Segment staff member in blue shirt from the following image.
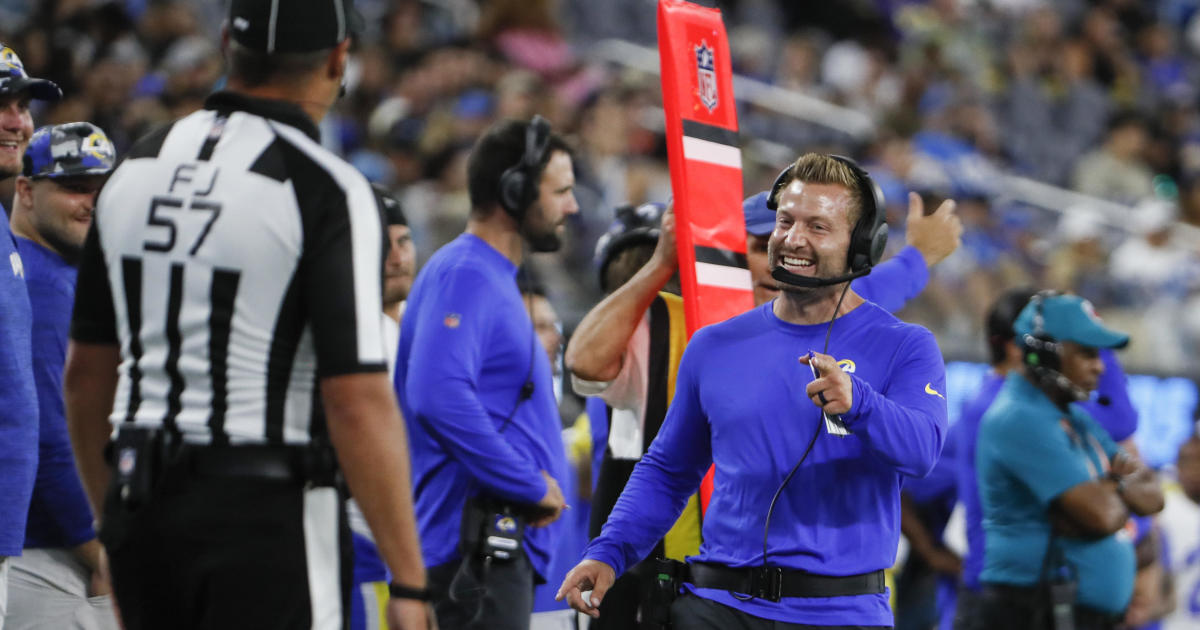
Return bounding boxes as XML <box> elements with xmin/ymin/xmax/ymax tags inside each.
<box><xmin>397</xmin><ymin>116</ymin><xmax>573</xmax><ymax>630</ymax></box>
<box><xmin>7</xmin><ymin>123</ymin><xmax>118</xmax><ymax>629</ymax></box>
<box><xmin>559</xmin><ymin>153</ymin><xmax>949</xmax><ymax>628</ymax></box>
<box><xmin>0</xmin><ymin>44</ymin><xmax>61</xmax><ymax>625</ymax></box>
<box><xmin>952</xmin><ymin>287</ymin><xmax>1035</xmax><ymax>630</ymax></box>
<box><xmin>976</xmin><ymin>292</ymin><xmax>1164</xmax><ymax>630</ymax></box>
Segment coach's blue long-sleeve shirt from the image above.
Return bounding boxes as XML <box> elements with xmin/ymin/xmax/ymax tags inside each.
<box><xmin>0</xmin><ymin>211</ymin><xmax>39</xmax><ymax>556</ymax></box>
<box><xmin>585</xmin><ymin>301</ymin><xmax>947</xmax><ymax>626</ymax></box>
<box><xmin>397</xmin><ymin>233</ymin><xmax>568</xmax><ymax>578</ymax></box>
<box><xmin>18</xmin><ymin>238</ymin><xmax>94</xmax><ymax>549</ymax></box>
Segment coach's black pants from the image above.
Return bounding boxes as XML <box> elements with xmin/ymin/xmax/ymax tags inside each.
<box><xmin>670</xmin><ymin>592</ymin><xmax>892</xmax><ymax>629</ymax></box>
<box><xmin>100</xmin><ymin>468</ymin><xmax>351</xmax><ymax>630</ymax></box>
<box><xmin>428</xmin><ymin>550</ymin><xmax>535</xmax><ymax>630</ymax></box>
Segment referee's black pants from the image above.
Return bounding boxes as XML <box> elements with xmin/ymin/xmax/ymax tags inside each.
<box><xmin>100</xmin><ymin>464</ymin><xmax>352</xmax><ymax>630</ymax></box>
<box><xmin>670</xmin><ymin>592</ymin><xmax>891</xmax><ymax>629</ymax></box>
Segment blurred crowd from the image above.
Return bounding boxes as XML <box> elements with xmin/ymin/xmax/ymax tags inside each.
<box><xmin>10</xmin><ymin>0</ymin><xmax>1200</xmax><ymax>375</ymax></box>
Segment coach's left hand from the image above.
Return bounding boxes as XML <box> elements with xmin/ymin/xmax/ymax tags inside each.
<box><xmin>800</xmin><ymin>352</ymin><xmax>852</xmax><ymax>416</ymax></box>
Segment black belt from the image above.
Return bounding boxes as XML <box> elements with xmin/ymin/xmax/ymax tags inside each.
<box><xmin>686</xmin><ymin>561</ymin><xmax>885</xmax><ymax>602</ymax></box>
<box><xmin>176</xmin><ymin>443</ymin><xmax>339</xmax><ymax>486</ymax></box>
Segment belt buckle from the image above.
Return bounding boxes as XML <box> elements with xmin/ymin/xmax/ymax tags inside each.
<box><xmin>753</xmin><ymin>566</ymin><xmax>783</xmax><ymax>602</ymax></box>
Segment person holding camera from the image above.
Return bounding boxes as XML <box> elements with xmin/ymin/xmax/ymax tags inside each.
<box><xmin>396</xmin><ymin>117</ymin><xmax>574</xmax><ymax>630</ymax></box>
<box><xmin>975</xmin><ymin>292</ymin><xmax>1164</xmax><ymax>630</ymax></box>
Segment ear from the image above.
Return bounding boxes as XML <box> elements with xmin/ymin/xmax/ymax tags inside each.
<box><xmin>327</xmin><ymin>39</ymin><xmax>351</xmax><ymax>82</ymax></box>
<box><xmin>14</xmin><ymin>176</ymin><xmax>32</xmax><ymax>207</ymax></box>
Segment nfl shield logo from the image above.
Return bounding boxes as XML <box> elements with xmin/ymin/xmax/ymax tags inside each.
<box><xmin>695</xmin><ymin>40</ymin><xmax>718</xmax><ymax>112</ymax></box>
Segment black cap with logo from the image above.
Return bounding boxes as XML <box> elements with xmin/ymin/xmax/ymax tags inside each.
<box><xmin>228</xmin><ymin>0</ymin><xmax>364</xmax><ymax>54</ymax></box>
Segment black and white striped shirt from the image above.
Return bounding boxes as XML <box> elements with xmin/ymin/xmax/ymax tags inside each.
<box><xmin>71</xmin><ymin>91</ymin><xmax>387</xmax><ymax>446</ymax></box>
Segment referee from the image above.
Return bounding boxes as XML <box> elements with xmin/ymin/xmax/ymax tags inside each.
<box><xmin>63</xmin><ymin>1</ymin><xmax>431</xmax><ymax>629</ymax></box>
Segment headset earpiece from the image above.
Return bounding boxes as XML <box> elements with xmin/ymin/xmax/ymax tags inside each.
<box><xmin>828</xmin><ymin>155</ymin><xmax>887</xmax><ymax>272</ymax></box>
<box><xmin>498</xmin><ymin>115</ymin><xmax>552</xmax><ymax>222</ymax></box>
<box><xmin>1022</xmin><ymin>291</ymin><xmax>1063</xmax><ymax>372</ymax></box>
<box><xmin>766</xmin><ymin>165</ymin><xmax>792</xmax><ymax>212</ymax></box>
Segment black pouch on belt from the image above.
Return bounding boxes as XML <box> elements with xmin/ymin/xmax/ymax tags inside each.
<box><xmin>645</xmin><ymin>557</ymin><xmax>689</xmax><ymax>629</ymax></box>
<box><xmin>460</xmin><ymin>496</ymin><xmax>526</xmax><ymax>562</ymax></box>
<box><xmin>111</xmin><ymin>427</ymin><xmax>164</xmax><ymax>510</ymax></box>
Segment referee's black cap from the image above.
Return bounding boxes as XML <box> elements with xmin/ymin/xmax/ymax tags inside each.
<box><xmin>228</xmin><ymin>0</ymin><xmax>364</xmax><ymax>54</ymax></box>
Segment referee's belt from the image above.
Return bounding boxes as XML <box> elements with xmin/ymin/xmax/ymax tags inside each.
<box><xmin>175</xmin><ymin>443</ymin><xmax>340</xmax><ymax>486</ymax></box>
<box><xmin>685</xmin><ymin>561</ymin><xmax>886</xmax><ymax>602</ymax></box>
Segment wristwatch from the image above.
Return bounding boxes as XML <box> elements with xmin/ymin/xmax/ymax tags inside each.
<box><xmin>388</xmin><ymin>582</ymin><xmax>432</xmax><ymax>601</ymax></box>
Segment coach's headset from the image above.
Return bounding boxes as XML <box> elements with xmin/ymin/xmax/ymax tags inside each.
<box><xmin>765</xmin><ymin>155</ymin><xmax>888</xmax><ymax>288</ymax></box>
<box><xmin>498</xmin><ymin>115</ymin><xmax>552</xmax><ymax>223</ymax></box>
<box><xmin>1020</xmin><ymin>290</ymin><xmax>1064</xmax><ymax>372</ymax></box>
<box><xmin>1019</xmin><ymin>290</ymin><xmax>1091</xmax><ymax>401</ymax></box>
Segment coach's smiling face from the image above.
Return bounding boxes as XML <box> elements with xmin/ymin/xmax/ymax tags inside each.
<box><xmin>0</xmin><ymin>93</ymin><xmax>32</xmax><ymax>179</ymax></box>
<box><xmin>766</xmin><ymin>180</ymin><xmax>855</xmax><ymax>291</ymax></box>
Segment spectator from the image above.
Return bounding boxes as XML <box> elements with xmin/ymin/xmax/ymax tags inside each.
<box><xmin>1072</xmin><ymin>111</ymin><xmax>1155</xmax><ymax>202</ymax></box>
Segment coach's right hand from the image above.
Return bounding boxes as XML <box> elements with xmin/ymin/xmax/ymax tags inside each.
<box><xmin>388</xmin><ymin>599</ymin><xmax>437</xmax><ymax>630</ymax></box>
<box><xmin>529</xmin><ymin>469</ymin><xmax>566</xmax><ymax>527</ymax></box>
<box><xmin>556</xmin><ymin>559</ymin><xmax>616</xmax><ymax>618</ymax></box>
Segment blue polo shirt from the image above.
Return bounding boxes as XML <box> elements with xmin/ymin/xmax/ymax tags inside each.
<box><xmin>976</xmin><ymin>373</ymin><xmax>1135</xmax><ymax>615</ymax></box>
<box><xmin>956</xmin><ymin>371</ymin><xmax>1006</xmax><ymax>592</ymax></box>
<box><xmin>1080</xmin><ymin>349</ymin><xmax>1138</xmax><ymax>443</ymax></box>
<box><xmin>397</xmin><ymin>233</ymin><xmax>568</xmax><ymax>579</ymax></box>
<box><xmin>0</xmin><ymin>210</ymin><xmax>39</xmax><ymax>557</ymax></box>
<box><xmin>17</xmin><ymin>237</ymin><xmax>94</xmax><ymax>549</ymax></box>
<box><xmin>586</xmin><ymin>300</ymin><xmax>947</xmax><ymax>626</ymax></box>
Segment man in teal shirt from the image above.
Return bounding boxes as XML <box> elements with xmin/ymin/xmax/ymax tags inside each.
<box><xmin>976</xmin><ymin>293</ymin><xmax>1163</xmax><ymax>630</ymax></box>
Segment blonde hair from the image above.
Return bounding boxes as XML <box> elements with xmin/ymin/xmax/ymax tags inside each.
<box><xmin>777</xmin><ymin>153</ymin><xmax>863</xmax><ymax>225</ymax></box>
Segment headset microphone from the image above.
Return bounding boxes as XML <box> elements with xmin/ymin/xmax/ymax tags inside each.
<box><xmin>771</xmin><ymin>265</ymin><xmax>871</xmax><ymax>289</ymax></box>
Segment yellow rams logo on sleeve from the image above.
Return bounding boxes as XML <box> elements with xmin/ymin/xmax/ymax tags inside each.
<box><xmin>495</xmin><ymin>516</ymin><xmax>517</xmax><ymax>533</ymax></box>
<box><xmin>836</xmin><ymin>359</ymin><xmax>856</xmax><ymax>373</ymax></box>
